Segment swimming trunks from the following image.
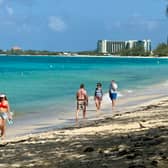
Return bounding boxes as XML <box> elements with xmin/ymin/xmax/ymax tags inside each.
<box><xmin>109</xmin><ymin>92</ymin><xmax>117</xmax><ymax>100</ymax></box>
<box><xmin>77</xmin><ymin>100</ymin><xmax>86</xmax><ymax>110</ymax></box>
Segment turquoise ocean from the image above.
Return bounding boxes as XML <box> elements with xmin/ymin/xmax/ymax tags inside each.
<box><xmin>0</xmin><ymin>55</ymin><xmax>168</xmax><ymax>137</ymax></box>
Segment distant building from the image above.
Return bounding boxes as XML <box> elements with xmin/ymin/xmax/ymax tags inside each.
<box><xmin>97</xmin><ymin>40</ymin><xmax>125</xmax><ymax>53</ymax></box>
<box><xmin>97</xmin><ymin>40</ymin><xmax>107</xmax><ymax>53</ymax></box>
<box><xmin>106</xmin><ymin>41</ymin><xmax>125</xmax><ymax>53</ymax></box>
<box><xmin>125</xmin><ymin>40</ymin><xmax>151</xmax><ymax>52</ymax></box>
<box><xmin>97</xmin><ymin>39</ymin><xmax>151</xmax><ymax>54</ymax></box>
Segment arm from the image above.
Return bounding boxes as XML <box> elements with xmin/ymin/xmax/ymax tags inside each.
<box><xmin>85</xmin><ymin>91</ymin><xmax>88</xmax><ymax>105</ymax></box>
<box><xmin>6</xmin><ymin>101</ymin><xmax>12</xmax><ymax>119</ymax></box>
<box><xmin>94</xmin><ymin>89</ymin><xmax>96</xmax><ymax>100</ymax></box>
<box><xmin>85</xmin><ymin>95</ymin><xmax>88</xmax><ymax>105</ymax></box>
<box><xmin>76</xmin><ymin>92</ymin><xmax>79</xmax><ymax>100</ymax></box>
<box><xmin>109</xmin><ymin>85</ymin><xmax>111</xmax><ymax>95</ymax></box>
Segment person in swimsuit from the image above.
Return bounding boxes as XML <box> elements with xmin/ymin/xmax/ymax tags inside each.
<box><xmin>94</xmin><ymin>82</ymin><xmax>103</xmax><ymax>112</ymax></box>
<box><xmin>76</xmin><ymin>84</ymin><xmax>88</xmax><ymax>120</ymax></box>
<box><xmin>0</xmin><ymin>94</ymin><xmax>12</xmax><ymax>139</ymax></box>
<box><xmin>109</xmin><ymin>80</ymin><xmax>118</xmax><ymax>110</ymax></box>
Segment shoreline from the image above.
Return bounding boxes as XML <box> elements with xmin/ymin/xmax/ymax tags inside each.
<box><xmin>5</xmin><ymin>91</ymin><xmax>168</xmax><ymax>140</ymax></box>
<box><xmin>0</xmin><ymin>96</ymin><xmax>168</xmax><ymax>167</ymax></box>
<box><xmin>1</xmin><ymin>54</ymin><xmax>168</xmax><ymax>58</ymax></box>
<box><xmin>3</xmin><ymin>95</ymin><xmax>168</xmax><ymax>143</ymax></box>
<box><xmin>5</xmin><ymin>80</ymin><xmax>168</xmax><ymax>140</ymax></box>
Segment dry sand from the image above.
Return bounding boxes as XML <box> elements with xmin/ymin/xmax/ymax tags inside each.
<box><xmin>0</xmin><ymin>98</ymin><xmax>168</xmax><ymax>168</ymax></box>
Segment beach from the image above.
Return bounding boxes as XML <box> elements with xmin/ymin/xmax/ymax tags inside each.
<box><xmin>0</xmin><ymin>55</ymin><xmax>168</xmax><ymax>167</ymax></box>
<box><xmin>6</xmin><ymin>79</ymin><xmax>168</xmax><ymax>140</ymax></box>
<box><xmin>0</xmin><ymin>96</ymin><xmax>168</xmax><ymax>168</ymax></box>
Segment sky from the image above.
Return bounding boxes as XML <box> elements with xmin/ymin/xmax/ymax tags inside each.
<box><xmin>0</xmin><ymin>0</ymin><xmax>168</xmax><ymax>51</ymax></box>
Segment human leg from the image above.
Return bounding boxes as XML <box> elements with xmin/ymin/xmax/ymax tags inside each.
<box><xmin>98</xmin><ymin>99</ymin><xmax>102</xmax><ymax>110</ymax></box>
<box><xmin>95</xmin><ymin>99</ymin><xmax>99</xmax><ymax>112</ymax></box>
<box><xmin>0</xmin><ymin>118</ymin><xmax>5</xmax><ymax>139</ymax></box>
<box><xmin>83</xmin><ymin>103</ymin><xmax>87</xmax><ymax>119</ymax></box>
<box><xmin>76</xmin><ymin>102</ymin><xmax>80</xmax><ymax>121</ymax></box>
<box><xmin>0</xmin><ymin>118</ymin><xmax>2</xmax><ymax>137</ymax></box>
<box><xmin>76</xmin><ymin>110</ymin><xmax>79</xmax><ymax>121</ymax></box>
<box><xmin>110</xmin><ymin>93</ymin><xmax>117</xmax><ymax>110</ymax></box>
<box><xmin>112</xmin><ymin>99</ymin><xmax>116</xmax><ymax>110</ymax></box>
<box><xmin>76</xmin><ymin>101</ymin><xmax>80</xmax><ymax>120</ymax></box>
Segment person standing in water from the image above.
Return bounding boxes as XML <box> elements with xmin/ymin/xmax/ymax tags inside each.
<box><xmin>94</xmin><ymin>82</ymin><xmax>103</xmax><ymax>112</ymax></box>
<box><xmin>0</xmin><ymin>94</ymin><xmax>12</xmax><ymax>139</ymax></box>
<box><xmin>76</xmin><ymin>84</ymin><xmax>88</xmax><ymax>120</ymax></box>
<box><xmin>109</xmin><ymin>80</ymin><xmax>118</xmax><ymax>110</ymax></box>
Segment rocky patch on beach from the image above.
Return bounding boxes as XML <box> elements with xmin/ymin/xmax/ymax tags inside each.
<box><xmin>0</xmin><ymin>99</ymin><xmax>168</xmax><ymax>168</ymax></box>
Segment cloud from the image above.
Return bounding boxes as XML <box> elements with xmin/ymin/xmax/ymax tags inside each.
<box><xmin>113</xmin><ymin>21</ymin><xmax>122</xmax><ymax>28</ymax></box>
<box><xmin>110</xmin><ymin>16</ymin><xmax>159</xmax><ymax>32</ymax></box>
<box><xmin>16</xmin><ymin>23</ymin><xmax>32</xmax><ymax>33</ymax></box>
<box><xmin>6</xmin><ymin>6</ymin><xmax>14</xmax><ymax>15</ymax></box>
<box><xmin>144</xmin><ymin>20</ymin><xmax>159</xmax><ymax>30</ymax></box>
<box><xmin>48</xmin><ymin>16</ymin><xmax>67</xmax><ymax>32</ymax></box>
<box><xmin>128</xmin><ymin>18</ymin><xmax>159</xmax><ymax>31</ymax></box>
<box><xmin>0</xmin><ymin>0</ymin><xmax>4</xmax><ymax>5</ymax></box>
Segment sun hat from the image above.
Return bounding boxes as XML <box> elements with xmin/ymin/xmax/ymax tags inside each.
<box><xmin>0</xmin><ymin>94</ymin><xmax>6</xmax><ymax>97</ymax></box>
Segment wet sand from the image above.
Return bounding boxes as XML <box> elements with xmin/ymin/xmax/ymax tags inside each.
<box><xmin>0</xmin><ymin>97</ymin><xmax>168</xmax><ymax>168</ymax></box>
<box><xmin>6</xmin><ymin>80</ymin><xmax>168</xmax><ymax>140</ymax></box>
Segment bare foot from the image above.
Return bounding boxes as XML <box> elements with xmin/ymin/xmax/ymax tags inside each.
<box><xmin>0</xmin><ymin>135</ymin><xmax>5</xmax><ymax>140</ymax></box>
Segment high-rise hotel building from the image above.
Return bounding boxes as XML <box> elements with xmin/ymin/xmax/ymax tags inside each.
<box><xmin>97</xmin><ymin>40</ymin><xmax>151</xmax><ymax>54</ymax></box>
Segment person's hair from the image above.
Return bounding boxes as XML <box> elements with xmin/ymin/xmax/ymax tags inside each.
<box><xmin>0</xmin><ymin>95</ymin><xmax>8</xmax><ymax>102</ymax></box>
<box><xmin>97</xmin><ymin>82</ymin><xmax>102</xmax><ymax>87</ymax></box>
<box><xmin>80</xmin><ymin>84</ymin><xmax>84</xmax><ymax>88</ymax></box>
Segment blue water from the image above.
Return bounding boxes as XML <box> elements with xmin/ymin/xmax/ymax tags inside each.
<box><xmin>0</xmin><ymin>55</ymin><xmax>168</xmax><ymax>116</ymax></box>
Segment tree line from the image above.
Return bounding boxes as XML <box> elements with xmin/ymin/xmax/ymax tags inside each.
<box><xmin>153</xmin><ymin>43</ymin><xmax>168</xmax><ymax>57</ymax></box>
<box><xmin>0</xmin><ymin>43</ymin><xmax>168</xmax><ymax>57</ymax></box>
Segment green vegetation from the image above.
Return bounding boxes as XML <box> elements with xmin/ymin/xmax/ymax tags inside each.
<box><xmin>76</xmin><ymin>50</ymin><xmax>99</xmax><ymax>55</ymax></box>
<box><xmin>4</xmin><ymin>49</ymin><xmax>61</xmax><ymax>56</ymax></box>
<box><xmin>153</xmin><ymin>43</ymin><xmax>168</xmax><ymax>57</ymax></box>
<box><xmin>118</xmin><ymin>46</ymin><xmax>151</xmax><ymax>56</ymax></box>
<box><xmin>0</xmin><ymin>49</ymin><xmax>6</xmax><ymax>54</ymax></box>
<box><xmin>0</xmin><ymin>49</ymin><xmax>101</xmax><ymax>56</ymax></box>
<box><xmin>0</xmin><ymin>43</ymin><xmax>168</xmax><ymax>57</ymax></box>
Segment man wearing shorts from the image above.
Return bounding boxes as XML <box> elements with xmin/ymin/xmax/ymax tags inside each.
<box><xmin>109</xmin><ymin>80</ymin><xmax>118</xmax><ymax>110</ymax></box>
<box><xmin>76</xmin><ymin>84</ymin><xmax>88</xmax><ymax>120</ymax></box>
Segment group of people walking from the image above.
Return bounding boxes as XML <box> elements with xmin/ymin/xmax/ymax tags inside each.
<box><xmin>76</xmin><ymin>80</ymin><xmax>118</xmax><ymax>120</ymax></box>
<box><xmin>0</xmin><ymin>81</ymin><xmax>118</xmax><ymax>139</ymax></box>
